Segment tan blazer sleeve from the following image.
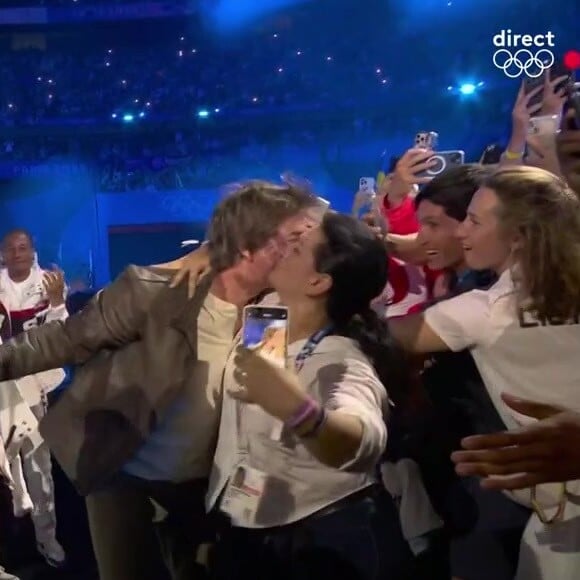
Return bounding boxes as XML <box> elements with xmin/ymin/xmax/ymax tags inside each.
<box><xmin>0</xmin><ymin>266</ymin><xmax>164</xmax><ymax>380</ymax></box>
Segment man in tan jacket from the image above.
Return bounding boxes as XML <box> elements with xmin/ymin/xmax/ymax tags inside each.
<box><xmin>0</xmin><ymin>181</ymin><xmax>317</xmax><ymax>580</ymax></box>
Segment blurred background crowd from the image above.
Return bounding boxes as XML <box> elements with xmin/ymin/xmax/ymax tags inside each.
<box><xmin>0</xmin><ymin>1</ymin><xmax>578</xmax><ymax>578</ymax></box>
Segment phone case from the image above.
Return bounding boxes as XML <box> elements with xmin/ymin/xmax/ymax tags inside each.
<box><xmin>242</xmin><ymin>306</ymin><xmax>289</xmax><ymax>368</ymax></box>
<box><xmin>528</xmin><ymin>115</ymin><xmax>560</xmax><ymax>136</ymax></box>
<box><xmin>415</xmin><ymin>151</ymin><xmax>465</xmax><ymax>179</ymax></box>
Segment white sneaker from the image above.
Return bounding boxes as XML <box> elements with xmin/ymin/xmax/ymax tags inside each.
<box><xmin>37</xmin><ymin>539</ymin><xmax>66</xmax><ymax>568</ymax></box>
<box><xmin>0</xmin><ymin>566</ymin><xmax>20</xmax><ymax>580</ymax></box>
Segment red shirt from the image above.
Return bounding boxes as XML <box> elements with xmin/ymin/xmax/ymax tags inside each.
<box><xmin>372</xmin><ymin>257</ymin><xmax>429</xmax><ymax>318</ymax></box>
<box><xmin>381</xmin><ymin>195</ymin><xmax>420</xmax><ymax>235</ymax></box>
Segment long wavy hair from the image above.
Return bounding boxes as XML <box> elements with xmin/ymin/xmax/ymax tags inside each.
<box><xmin>314</xmin><ymin>212</ymin><xmax>411</xmax><ymax>406</ymax></box>
<box><xmin>485</xmin><ymin>166</ymin><xmax>580</xmax><ymax>322</ymax></box>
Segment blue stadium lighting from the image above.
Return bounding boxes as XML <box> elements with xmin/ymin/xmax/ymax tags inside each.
<box><xmin>197</xmin><ymin>110</ymin><xmax>210</xmax><ymax>118</ymax></box>
<box><xmin>122</xmin><ymin>114</ymin><xmax>134</xmax><ymax>122</ymax></box>
<box><xmin>459</xmin><ymin>83</ymin><xmax>476</xmax><ymax>95</ymax></box>
<box><xmin>111</xmin><ymin>113</ymin><xmax>117</xmax><ymax>119</ymax></box>
<box><xmin>139</xmin><ymin>112</ymin><xmax>145</xmax><ymax>118</ymax></box>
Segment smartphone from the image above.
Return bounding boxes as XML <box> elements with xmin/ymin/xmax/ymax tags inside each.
<box><xmin>524</xmin><ymin>64</ymin><xmax>575</xmax><ymax>109</ymax></box>
<box><xmin>242</xmin><ymin>306</ymin><xmax>289</xmax><ymax>369</ymax></box>
<box><xmin>415</xmin><ymin>150</ymin><xmax>465</xmax><ymax>179</ymax></box>
<box><xmin>414</xmin><ymin>131</ymin><xmax>438</xmax><ymax>150</ymax></box>
<box><xmin>479</xmin><ymin>144</ymin><xmax>504</xmax><ymax>165</ymax></box>
<box><xmin>528</xmin><ymin>114</ymin><xmax>561</xmax><ymax>137</ymax></box>
<box><xmin>353</xmin><ymin>177</ymin><xmax>376</xmax><ymax>218</ymax></box>
<box><xmin>359</xmin><ymin>177</ymin><xmax>375</xmax><ymax>193</ymax></box>
<box><xmin>566</xmin><ymin>82</ymin><xmax>580</xmax><ymax>130</ymax></box>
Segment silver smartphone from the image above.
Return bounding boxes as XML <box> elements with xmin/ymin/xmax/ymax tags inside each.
<box><xmin>415</xmin><ymin>131</ymin><xmax>439</xmax><ymax>149</ymax></box>
<box><xmin>241</xmin><ymin>306</ymin><xmax>289</xmax><ymax>369</ymax></box>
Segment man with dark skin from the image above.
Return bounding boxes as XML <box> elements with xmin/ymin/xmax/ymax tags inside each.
<box><xmin>452</xmin><ymin>106</ymin><xmax>580</xmax><ymax>490</ymax></box>
<box><xmin>0</xmin><ymin>230</ymin><xmax>68</xmax><ymax>572</ymax></box>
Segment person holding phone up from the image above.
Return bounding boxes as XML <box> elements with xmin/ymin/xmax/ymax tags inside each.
<box><xmin>501</xmin><ymin>68</ymin><xmax>569</xmax><ymax>177</ymax></box>
<box><xmin>206</xmin><ymin>212</ymin><xmax>414</xmax><ymax>580</ymax></box>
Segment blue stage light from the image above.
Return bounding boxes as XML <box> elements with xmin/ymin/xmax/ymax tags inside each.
<box><xmin>459</xmin><ymin>83</ymin><xmax>476</xmax><ymax>95</ymax></box>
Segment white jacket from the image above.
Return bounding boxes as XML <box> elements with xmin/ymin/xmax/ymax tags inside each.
<box><xmin>0</xmin><ymin>266</ymin><xmax>67</xmax><ymax>406</ymax></box>
<box><xmin>0</xmin><ymin>265</ymin><xmax>67</xmax><ymax>489</ymax></box>
<box><xmin>0</xmin><ymin>375</ymin><xmax>42</xmax><ymax>486</ymax></box>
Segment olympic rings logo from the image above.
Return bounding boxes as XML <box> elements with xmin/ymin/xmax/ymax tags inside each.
<box><xmin>492</xmin><ymin>48</ymin><xmax>555</xmax><ymax>78</ymax></box>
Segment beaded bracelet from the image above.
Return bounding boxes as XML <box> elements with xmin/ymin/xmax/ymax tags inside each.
<box><xmin>285</xmin><ymin>397</ymin><xmax>319</xmax><ymax>430</ymax></box>
<box><xmin>298</xmin><ymin>407</ymin><xmax>327</xmax><ymax>439</ymax></box>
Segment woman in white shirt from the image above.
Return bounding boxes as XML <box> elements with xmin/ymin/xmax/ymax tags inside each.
<box><xmin>390</xmin><ymin>165</ymin><xmax>580</xmax><ymax>580</ymax></box>
<box><xmin>207</xmin><ymin>212</ymin><xmax>414</xmax><ymax>579</ymax></box>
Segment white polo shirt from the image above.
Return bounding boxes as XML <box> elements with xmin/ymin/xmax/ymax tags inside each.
<box><xmin>207</xmin><ymin>335</ymin><xmax>387</xmax><ymax>528</ymax></box>
<box><xmin>424</xmin><ymin>269</ymin><xmax>580</xmax><ymax>580</ymax></box>
<box><xmin>424</xmin><ymin>269</ymin><xmax>580</xmax><ymax>430</ymax></box>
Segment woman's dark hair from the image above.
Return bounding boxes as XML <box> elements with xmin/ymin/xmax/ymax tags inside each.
<box><xmin>314</xmin><ymin>213</ymin><xmax>411</xmax><ymax>405</ymax></box>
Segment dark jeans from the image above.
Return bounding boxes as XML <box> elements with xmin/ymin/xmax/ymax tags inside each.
<box><xmin>211</xmin><ymin>485</ymin><xmax>414</xmax><ymax>580</ymax></box>
<box><xmin>86</xmin><ymin>474</ymin><xmax>211</xmax><ymax>580</ymax></box>
<box><xmin>450</xmin><ymin>477</ymin><xmax>530</xmax><ymax>580</ymax></box>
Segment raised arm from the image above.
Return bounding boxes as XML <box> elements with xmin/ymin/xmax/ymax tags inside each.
<box><xmin>0</xmin><ymin>266</ymin><xmax>164</xmax><ymax>380</ymax></box>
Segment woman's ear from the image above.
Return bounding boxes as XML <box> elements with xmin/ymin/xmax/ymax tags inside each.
<box><xmin>307</xmin><ymin>272</ymin><xmax>333</xmax><ymax>297</ymax></box>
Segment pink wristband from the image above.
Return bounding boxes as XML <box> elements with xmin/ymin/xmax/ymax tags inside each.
<box><xmin>286</xmin><ymin>398</ymin><xmax>319</xmax><ymax>429</ymax></box>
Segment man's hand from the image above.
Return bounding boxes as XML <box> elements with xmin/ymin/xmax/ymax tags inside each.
<box><xmin>451</xmin><ymin>393</ymin><xmax>580</xmax><ymax>490</ymax></box>
<box><xmin>390</xmin><ymin>148</ymin><xmax>436</xmax><ymax>192</ymax></box>
<box><xmin>360</xmin><ymin>212</ymin><xmax>386</xmax><ymax>242</ymax></box>
<box><xmin>43</xmin><ymin>266</ymin><xmax>66</xmax><ymax>307</ymax></box>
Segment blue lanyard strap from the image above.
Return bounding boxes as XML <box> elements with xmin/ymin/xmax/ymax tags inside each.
<box><xmin>294</xmin><ymin>326</ymin><xmax>333</xmax><ymax>372</ymax></box>
<box><xmin>456</xmin><ymin>269</ymin><xmax>474</xmax><ymax>287</ymax></box>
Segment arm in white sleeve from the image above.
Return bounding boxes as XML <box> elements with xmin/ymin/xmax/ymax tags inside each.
<box><xmin>325</xmin><ymin>356</ymin><xmax>387</xmax><ymax>471</ymax></box>
<box><xmin>422</xmin><ymin>289</ymin><xmax>493</xmax><ymax>352</ymax></box>
<box><xmin>300</xmin><ymin>352</ymin><xmax>387</xmax><ymax>472</ymax></box>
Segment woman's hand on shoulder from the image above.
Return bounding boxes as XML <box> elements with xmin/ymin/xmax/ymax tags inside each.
<box><xmin>154</xmin><ymin>244</ymin><xmax>211</xmax><ymax>299</ymax></box>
